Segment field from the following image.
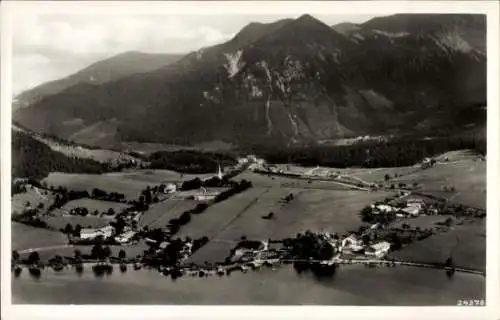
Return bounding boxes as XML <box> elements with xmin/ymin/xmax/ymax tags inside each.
<box><xmin>12</xmin><ymin>222</ymin><xmax>67</xmax><ymax>251</ymax></box>
<box><xmin>389</xmin><ymin>221</ymin><xmax>486</xmax><ymax>271</ymax></box>
<box><xmin>389</xmin><ymin>215</ymin><xmax>457</xmax><ymax>230</ymax></box>
<box><xmin>17</xmin><ymin>242</ymin><xmax>150</xmax><ymax>263</ymax></box>
<box><xmin>52</xmin><ymin>198</ymin><xmax>130</xmax><ymax>216</ymax></box>
<box><xmin>42</xmin><ymin>215</ymin><xmax>111</xmax><ymax>230</ymax></box>
<box><xmin>12</xmin><ymin>186</ymin><xmax>55</xmax><ymax>214</ymax></box>
<box><xmin>176</xmin><ymin>187</ymin><xmax>271</xmax><ymax>240</ymax></box>
<box><xmin>43</xmin><ymin>170</ymin><xmax>217</xmax><ymax>200</ymax></box>
<box><xmin>139</xmin><ymin>199</ymin><xmax>200</xmax><ymax>228</ymax></box>
<box><xmin>187</xmin><ymin>188</ymin><xmax>393</xmax><ymax>264</ymax></box>
<box><xmin>235</xmin><ymin>172</ymin><xmax>355</xmax><ymax>190</ymax></box>
<box><xmin>393</xmin><ymin>159</ymin><xmax>485</xmax><ymax>208</ymax></box>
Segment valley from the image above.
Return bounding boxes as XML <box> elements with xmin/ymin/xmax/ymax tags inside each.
<box><xmin>8</xmin><ymin>12</ymin><xmax>488</xmax><ymax>306</ymax></box>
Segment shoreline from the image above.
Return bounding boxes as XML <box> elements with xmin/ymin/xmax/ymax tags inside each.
<box><xmin>12</xmin><ymin>256</ymin><xmax>485</xmax><ymax>278</ymax></box>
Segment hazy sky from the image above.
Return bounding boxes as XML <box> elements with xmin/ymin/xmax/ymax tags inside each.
<box><xmin>13</xmin><ymin>13</ymin><xmax>377</xmax><ymax>95</ymax></box>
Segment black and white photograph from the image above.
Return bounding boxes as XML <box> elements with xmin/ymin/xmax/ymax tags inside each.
<box><xmin>1</xmin><ymin>1</ymin><xmax>499</xmax><ymax>318</ymax></box>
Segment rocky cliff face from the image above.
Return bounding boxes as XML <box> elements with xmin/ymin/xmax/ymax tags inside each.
<box><xmin>13</xmin><ymin>14</ymin><xmax>486</xmax><ymax>148</ymax></box>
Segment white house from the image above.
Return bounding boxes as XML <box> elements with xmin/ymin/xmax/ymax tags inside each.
<box><xmin>115</xmin><ymin>231</ymin><xmax>137</xmax><ymax>244</ymax></box>
<box><xmin>402</xmin><ymin>206</ymin><xmax>421</xmax><ymax>216</ymax></box>
<box><xmin>99</xmin><ymin>226</ymin><xmax>114</xmax><ymax>238</ymax></box>
<box><xmin>80</xmin><ymin>228</ymin><xmax>100</xmax><ymax>240</ymax></box>
<box><xmin>365</xmin><ymin>241</ymin><xmax>391</xmax><ymax>258</ymax></box>
<box><xmin>375</xmin><ymin>204</ymin><xmax>395</xmax><ymax>213</ymax></box>
<box><xmin>165</xmin><ymin>183</ymin><xmax>177</xmax><ymax>194</ymax></box>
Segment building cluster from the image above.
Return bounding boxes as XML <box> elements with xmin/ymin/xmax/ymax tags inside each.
<box><xmin>371</xmin><ymin>197</ymin><xmax>435</xmax><ymax>218</ymax></box>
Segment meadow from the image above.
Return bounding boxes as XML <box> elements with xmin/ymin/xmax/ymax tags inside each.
<box><xmin>139</xmin><ymin>199</ymin><xmax>200</xmax><ymax>228</ymax></box>
<box><xmin>188</xmin><ymin>188</ymin><xmax>393</xmax><ymax>264</ymax></box>
<box><xmin>12</xmin><ymin>222</ymin><xmax>67</xmax><ymax>251</ymax></box>
<box><xmin>12</xmin><ymin>186</ymin><xmax>55</xmax><ymax>214</ymax></box>
<box><xmin>52</xmin><ymin>198</ymin><xmax>130</xmax><ymax>215</ymax></box>
<box><xmin>393</xmin><ymin>159</ymin><xmax>485</xmax><ymax>208</ymax></box>
<box><xmin>389</xmin><ymin>220</ymin><xmax>486</xmax><ymax>271</ymax></box>
<box><xmin>43</xmin><ymin>170</ymin><xmax>217</xmax><ymax>200</ymax></box>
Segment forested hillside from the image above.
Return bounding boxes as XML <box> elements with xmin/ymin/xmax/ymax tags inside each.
<box><xmin>12</xmin><ymin>130</ymin><xmax>111</xmax><ymax>180</ymax></box>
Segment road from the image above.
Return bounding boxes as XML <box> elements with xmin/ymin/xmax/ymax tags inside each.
<box><xmin>18</xmin><ymin>244</ymin><xmax>74</xmax><ymax>254</ymax></box>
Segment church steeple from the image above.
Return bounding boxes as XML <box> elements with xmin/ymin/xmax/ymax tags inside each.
<box><xmin>217</xmin><ymin>164</ymin><xmax>223</xmax><ymax>180</ymax></box>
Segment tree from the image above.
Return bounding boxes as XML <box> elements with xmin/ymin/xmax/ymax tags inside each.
<box><xmin>37</xmin><ymin>202</ymin><xmax>44</xmax><ymax>209</ymax></box>
<box><xmin>74</xmin><ymin>249</ymin><xmax>82</xmax><ymax>260</ymax></box>
<box><xmin>362</xmin><ymin>234</ymin><xmax>371</xmax><ymax>246</ymax></box>
<box><xmin>28</xmin><ymin>251</ymin><xmax>40</xmax><ymax>265</ymax></box>
<box><xmin>25</xmin><ymin>201</ymin><xmax>31</xmax><ymax>208</ymax></box>
<box><xmin>64</xmin><ymin>223</ymin><xmax>73</xmax><ymax>235</ymax></box>
<box><xmin>102</xmin><ymin>246</ymin><xmax>112</xmax><ymax>259</ymax></box>
<box><xmin>73</xmin><ymin>224</ymin><xmax>82</xmax><ymax>237</ymax></box>
<box><xmin>384</xmin><ymin>174</ymin><xmax>390</xmax><ymax>181</ymax></box>
<box><xmin>118</xmin><ymin>249</ymin><xmax>126</xmax><ymax>260</ymax></box>
<box><xmin>107</xmin><ymin>208</ymin><xmax>115</xmax><ymax>216</ymax></box>
<box><xmin>12</xmin><ymin>250</ymin><xmax>20</xmax><ymax>263</ymax></box>
<box><xmin>91</xmin><ymin>244</ymin><xmax>103</xmax><ymax>260</ymax></box>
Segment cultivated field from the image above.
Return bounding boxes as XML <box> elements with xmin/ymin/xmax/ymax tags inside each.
<box><xmin>389</xmin><ymin>221</ymin><xmax>486</xmax><ymax>271</ymax></box>
<box><xmin>176</xmin><ymin>187</ymin><xmax>271</xmax><ymax>240</ymax></box>
<box><xmin>12</xmin><ymin>222</ymin><xmax>67</xmax><ymax>251</ymax></box>
<box><xmin>139</xmin><ymin>199</ymin><xmax>200</xmax><ymax>228</ymax></box>
<box><xmin>188</xmin><ymin>188</ymin><xmax>393</xmax><ymax>264</ymax></box>
<box><xmin>12</xmin><ymin>186</ymin><xmax>55</xmax><ymax>214</ymax></box>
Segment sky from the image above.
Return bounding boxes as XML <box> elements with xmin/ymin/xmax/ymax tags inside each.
<box><xmin>12</xmin><ymin>13</ymin><xmax>377</xmax><ymax>95</ymax></box>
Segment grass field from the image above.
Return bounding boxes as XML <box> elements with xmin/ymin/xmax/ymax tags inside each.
<box><xmin>176</xmin><ymin>187</ymin><xmax>271</xmax><ymax>240</ymax></box>
<box><xmin>51</xmin><ymin>198</ymin><xmax>130</xmax><ymax>216</ymax></box>
<box><xmin>139</xmin><ymin>199</ymin><xmax>200</xmax><ymax>228</ymax></box>
<box><xmin>236</xmin><ymin>172</ymin><xmax>354</xmax><ymax>190</ymax></box>
<box><xmin>17</xmin><ymin>242</ymin><xmax>150</xmax><ymax>263</ymax></box>
<box><xmin>389</xmin><ymin>220</ymin><xmax>486</xmax><ymax>271</ymax></box>
<box><xmin>42</xmin><ymin>215</ymin><xmax>112</xmax><ymax>230</ymax></box>
<box><xmin>389</xmin><ymin>215</ymin><xmax>457</xmax><ymax>230</ymax></box>
<box><xmin>12</xmin><ymin>187</ymin><xmax>55</xmax><ymax>214</ymax></box>
<box><xmin>43</xmin><ymin>170</ymin><xmax>217</xmax><ymax>200</ymax></box>
<box><xmin>12</xmin><ymin>222</ymin><xmax>68</xmax><ymax>251</ymax></box>
<box><xmin>393</xmin><ymin>160</ymin><xmax>485</xmax><ymax>208</ymax></box>
<box><xmin>188</xmin><ymin>188</ymin><xmax>393</xmax><ymax>264</ymax></box>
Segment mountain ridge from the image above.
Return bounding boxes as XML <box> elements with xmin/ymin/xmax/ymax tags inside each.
<box><xmin>13</xmin><ymin>13</ymin><xmax>486</xmax><ymax>149</ymax></box>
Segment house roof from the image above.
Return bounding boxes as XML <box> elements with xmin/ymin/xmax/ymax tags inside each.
<box><xmin>371</xmin><ymin>241</ymin><xmax>391</xmax><ymax>251</ymax></box>
<box><xmin>81</xmin><ymin>228</ymin><xmax>97</xmax><ymax>234</ymax></box>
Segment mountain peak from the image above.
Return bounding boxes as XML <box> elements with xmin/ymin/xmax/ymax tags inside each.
<box><xmin>296</xmin><ymin>14</ymin><xmax>317</xmax><ymax>22</ymax></box>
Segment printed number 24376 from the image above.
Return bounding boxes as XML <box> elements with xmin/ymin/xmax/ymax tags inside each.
<box><xmin>457</xmin><ymin>299</ymin><xmax>485</xmax><ymax>306</ymax></box>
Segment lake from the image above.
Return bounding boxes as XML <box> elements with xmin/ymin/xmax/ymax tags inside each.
<box><xmin>12</xmin><ymin>264</ymin><xmax>484</xmax><ymax>305</ymax></box>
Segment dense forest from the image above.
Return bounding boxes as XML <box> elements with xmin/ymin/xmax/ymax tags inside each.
<box><xmin>12</xmin><ymin>130</ymin><xmax>111</xmax><ymax>180</ymax></box>
<box><xmin>147</xmin><ymin>150</ymin><xmax>237</xmax><ymax>173</ymax></box>
<box><xmin>247</xmin><ymin>135</ymin><xmax>486</xmax><ymax>168</ymax></box>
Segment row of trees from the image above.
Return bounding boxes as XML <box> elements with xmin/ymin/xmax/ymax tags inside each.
<box><xmin>147</xmin><ymin>150</ymin><xmax>237</xmax><ymax>174</ymax></box>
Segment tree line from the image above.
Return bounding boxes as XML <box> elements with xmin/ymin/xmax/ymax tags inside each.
<box><xmin>147</xmin><ymin>150</ymin><xmax>237</xmax><ymax>174</ymax></box>
<box><xmin>246</xmin><ymin>135</ymin><xmax>486</xmax><ymax>168</ymax></box>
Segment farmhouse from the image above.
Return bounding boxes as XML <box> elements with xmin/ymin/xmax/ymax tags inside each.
<box><xmin>164</xmin><ymin>183</ymin><xmax>177</xmax><ymax>194</ymax></box>
<box><xmin>80</xmin><ymin>225</ymin><xmax>114</xmax><ymax>240</ymax></box>
<box><xmin>80</xmin><ymin>228</ymin><xmax>99</xmax><ymax>240</ymax></box>
<box><xmin>115</xmin><ymin>230</ymin><xmax>137</xmax><ymax>244</ymax></box>
<box><xmin>365</xmin><ymin>241</ymin><xmax>391</xmax><ymax>258</ymax></box>
<box><xmin>372</xmin><ymin>204</ymin><xmax>395</xmax><ymax>213</ymax></box>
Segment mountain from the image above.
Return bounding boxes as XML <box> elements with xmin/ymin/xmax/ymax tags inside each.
<box><xmin>13</xmin><ymin>14</ymin><xmax>486</xmax><ymax>149</ymax></box>
<box><xmin>331</xmin><ymin>22</ymin><xmax>360</xmax><ymax>35</ymax></box>
<box><xmin>13</xmin><ymin>51</ymin><xmax>183</xmax><ymax>109</ymax></box>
